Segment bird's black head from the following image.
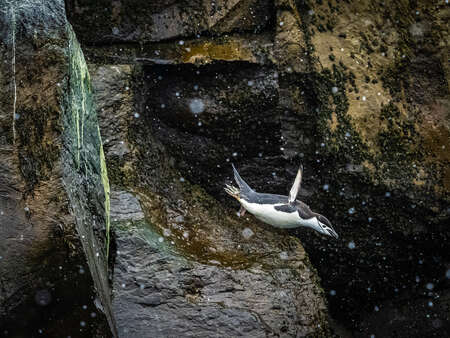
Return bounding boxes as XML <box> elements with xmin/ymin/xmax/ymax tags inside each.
<box><xmin>317</xmin><ymin>214</ymin><xmax>339</xmax><ymax>239</ymax></box>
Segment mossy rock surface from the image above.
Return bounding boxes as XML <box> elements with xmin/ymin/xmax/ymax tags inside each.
<box><xmin>91</xmin><ymin>63</ymin><xmax>330</xmax><ymax>337</ymax></box>
<box><xmin>85</xmin><ymin>0</ymin><xmax>450</xmax><ymax>335</ymax></box>
<box><xmin>0</xmin><ymin>1</ymin><xmax>114</xmax><ymax>336</ymax></box>
<box><xmin>3</xmin><ymin>0</ymin><xmax>445</xmax><ymax>336</ymax></box>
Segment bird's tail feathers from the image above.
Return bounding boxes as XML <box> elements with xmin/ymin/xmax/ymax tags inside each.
<box><xmin>232</xmin><ymin>164</ymin><xmax>253</xmax><ymax>193</ymax></box>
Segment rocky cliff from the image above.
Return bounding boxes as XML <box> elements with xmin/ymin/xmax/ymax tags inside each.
<box><xmin>0</xmin><ymin>0</ymin><xmax>114</xmax><ymax>336</ymax></box>
<box><xmin>73</xmin><ymin>0</ymin><xmax>450</xmax><ymax>336</ymax></box>
<box><xmin>1</xmin><ymin>0</ymin><xmax>449</xmax><ymax>337</ymax></box>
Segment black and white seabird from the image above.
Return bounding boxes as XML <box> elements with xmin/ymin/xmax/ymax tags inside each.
<box><xmin>224</xmin><ymin>164</ymin><xmax>338</xmax><ymax>238</ymax></box>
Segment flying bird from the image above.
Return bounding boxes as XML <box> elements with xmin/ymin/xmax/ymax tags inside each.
<box><xmin>224</xmin><ymin>164</ymin><xmax>338</xmax><ymax>238</ymax></box>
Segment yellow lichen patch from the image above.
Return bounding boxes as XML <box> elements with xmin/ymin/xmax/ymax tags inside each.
<box><xmin>136</xmin><ymin>187</ymin><xmax>256</xmax><ymax>268</ymax></box>
<box><xmin>422</xmin><ymin>125</ymin><xmax>450</xmax><ymax>163</ymax></box>
<box><xmin>309</xmin><ymin>1</ymin><xmax>404</xmax><ymax>158</ymax></box>
<box><xmin>273</xmin><ymin>9</ymin><xmax>307</xmax><ymax>72</ymax></box>
<box><xmin>98</xmin><ymin>126</ymin><xmax>111</xmax><ymax>258</ymax></box>
<box><xmin>412</xmin><ymin>168</ymin><xmax>428</xmax><ymax>187</ymax></box>
<box><xmin>346</xmin><ymin>103</ymin><xmax>385</xmax><ymax>155</ymax></box>
<box><xmin>328</xmin><ymin>111</ymin><xmax>338</xmax><ymax>132</ymax></box>
<box><xmin>180</xmin><ymin>40</ymin><xmax>254</xmax><ymax>64</ymax></box>
<box><xmin>413</xmin><ymin>179</ymin><xmax>425</xmax><ymax>187</ymax></box>
<box><xmin>134</xmin><ymin>179</ymin><xmax>302</xmax><ymax>270</ymax></box>
<box><xmin>421</xmin><ymin>124</ymin><xmax>450</xmax><ymax>192</ymax></box>
<box><xmin>362</xmin><ymin>160</ymin><xmax>376</xmax><ymax>173</ymax></box>
<box><xmin>443</xmin><ymin>167</ymin><xmax>450</xmax><ymax>191</ymax></box>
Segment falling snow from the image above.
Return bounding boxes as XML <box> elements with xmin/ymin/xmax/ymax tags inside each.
<box><xmin>189</xmin><ymin>98</ymin><xmax>205</xmax><ymax>114</ymax></box>
<box><xmin>242</xmin><ymin>228</ymin><xmax>254</xmax><ymax>239</ymax></box>
<box><xmin>279</xmin><ymin>251</ymin><xmax>289</xmax><ymax>260</ymax></box>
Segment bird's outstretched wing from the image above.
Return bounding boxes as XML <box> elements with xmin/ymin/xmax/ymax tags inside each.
<box><xmin>288</xmin><ymin>165</ymin><xmax>303</xmax><ymax>204</ymax></box>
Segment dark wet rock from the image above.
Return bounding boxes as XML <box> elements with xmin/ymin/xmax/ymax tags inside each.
<box><xmin>0</xmin><ymin>1</ymin><xmax>114</xmax><ymax>336</ymax></box>
<box><xmin>356</xmin><ymin>288</ymin><xmax>450</xmax><ymax>337</ymax></box>
<box><xmin>89</xmin><ymin>64</ymin><xmax>136</xmax><ymax>189</ymax></box>
<box><xmin>90</xmin><ymin>64</ymin><xmax>329</xmax><ymax>336</ymax></box>
<box><xmin>3</xmin><ymin>0</ymin><xmax>448</xmax><ymax>336</ymax></box>
<box><xmin>89</xmin><ymin>65</ymin><xmax>133</xmax><ymax>157</ymax></box>
<box><xmin>273</xmin><ymin>7</ymin><xmax>309</xmax><ymax>73</ymax></box>
<box><xmin>66</xmin><ymin>0</ymin><xmax>274</xmax><ymax>45</ymax></box>
<box><xmin>139</xmin><ymin>62</ymin><xmax>281</xmax><ymax>195</ymax></box>
<box><xmin>110</xmin><ymin>190</ymin><xmax>145</xmax><ymax>222</ymax></box>
<box><xmin>111</xmin><ymin>204</ymin><xmax>327</xmax><ymax>338</ymax></box>
<box><xmin>85</xmin><ymin>0</ymin><xmax>449</xmax><ymax>336</ymax></box>
<box><xmin>83</xmin><ymin>33</ymin><xmax>274</xmax><ymax>66</ymax></box>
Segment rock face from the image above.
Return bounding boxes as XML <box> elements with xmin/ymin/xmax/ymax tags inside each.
<box><xmin>2</xmin><ymin>0</ymin><xmax>449</xmax><ymax>336</ymax></box>
<box><xmin>74</xmin><ymin>0</ymin><xmax>449</xmax><ymax>336</ymax></box>
<box><xmin>111</xmin><ymin>197</ymin><xmax>325</xmax><ymax>337</ymax></box>
<box><xmin>66</xmin><ymin>0</ymin><xmax>273</xmax><ymax>45</ymax></box>
<box><xmin>90</xmin><ymin>64</ymin><xmax>329</xmax><ymax>337</ymax></box>
<box><xmin>0</xmin><ymin>1</ymin><xmax>114</xmax><ymax>336</ymax></box>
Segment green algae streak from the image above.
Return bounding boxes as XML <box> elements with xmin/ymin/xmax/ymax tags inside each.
<box><xmin>65</xmin><ymin>25</ymin><xmax>111</xmax><ymax>258</ymax></box>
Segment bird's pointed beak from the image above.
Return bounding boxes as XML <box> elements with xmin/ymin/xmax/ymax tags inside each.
<box><xmin>326</xmin><ymin>227</ymin><xmax>339</xmax><ymax>239</ymax></box>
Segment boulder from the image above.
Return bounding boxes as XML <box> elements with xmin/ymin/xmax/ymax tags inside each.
<box><xmin>0</xmin><ymin>1</ymin><xmax>115</xmax><ymax>336</ymax></box>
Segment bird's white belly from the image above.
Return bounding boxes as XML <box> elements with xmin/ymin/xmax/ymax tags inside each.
<box><xmin>240</xmin><ymin>201</ymin><xmax>301</xmax><ymax>229</ymax></box>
